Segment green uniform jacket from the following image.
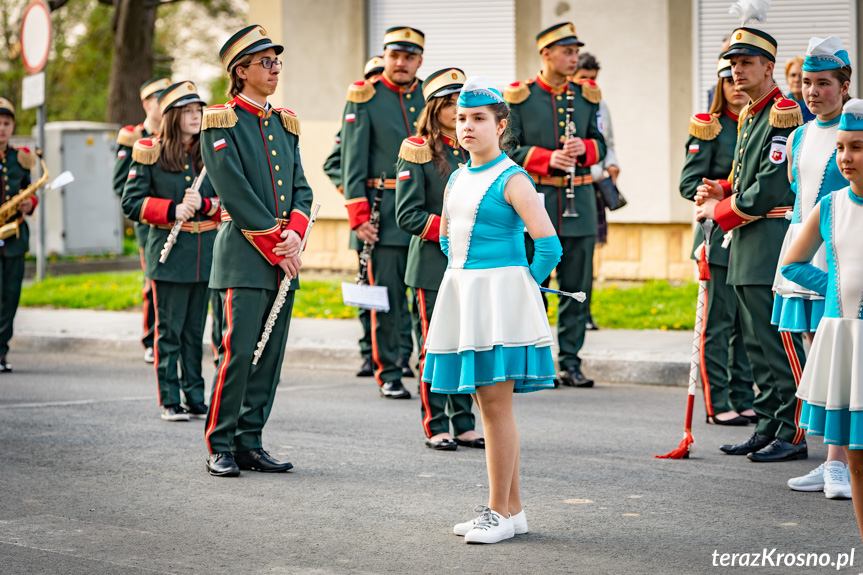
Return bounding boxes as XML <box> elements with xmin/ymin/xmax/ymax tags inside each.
<box><xmin>395</xmin><ymin>135</ymin><xmax>465</xmax><ymax>290</ymax></box>
<box><xmin>113</xmin><ymin>123</ymin><xmax>154</xmax><ymax>247</ymax></box>
<box><xmin>341</xmin><ymin>75</ymin><xmax>425</xmax><ymax>250</ymax></box>
<box><xmin>506</xmin><ymin>74</ymin><xmax>606</xmax><ymax>237</ymax></box>
<box><xmin>679</xmin><ymin>110</ymin><xmax>739</xmax><ymax>267</ymax></box>
<box><xmin>713</xmin><ymin>85</ymin><xmax>801</xmax><ymax>286</ymax></box>
<box><xmin>0</xmin><ymin>145</ymin><xmax>36</xmax><ymax>258</ymax></box>
<box><xmin>323</xmin><ymin>131</ymin><xmax>342</xmax><ymax>191</ymax></box>
<box><xmin>121</xmin><ymin>141</ymin><xmax>218</xmax><ymax>283</ymax></box>
<box><xmin>200</xmin><ymin>96</ymin><xmax>314</xmax><ymax>291</ymax></box>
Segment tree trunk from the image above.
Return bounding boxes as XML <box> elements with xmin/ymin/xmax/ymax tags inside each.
<box><xmin>105</xmin><ymin>0</ymin><xmax>157</xmax><ymax>125</ymax></box>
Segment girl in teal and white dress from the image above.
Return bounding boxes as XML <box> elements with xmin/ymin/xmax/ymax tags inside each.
<box><xmin>422</xmin><ymin>77</ymin><xmax>562</xmax><ymax>545</ymax></box>
<box><xmin>782</xmin><ymin>98</ymin><xmax>863</xmax><ymax>540</ymax></box>
<box><xmin>772</xmin><ymin>36</ymin><xmax>853</xmax><ymax>499</ymax></box>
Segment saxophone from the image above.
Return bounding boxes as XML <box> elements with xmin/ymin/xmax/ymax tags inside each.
<box><xmin>0</xmin><ymin>152</ymin><xmax>49</xmax><ymax>241</ymax></box>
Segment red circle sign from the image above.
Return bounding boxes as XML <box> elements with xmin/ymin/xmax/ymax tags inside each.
<box><xmin>20</xmin><ymin>0</ymin><xmax>52</xmax><ymax>74</ymax></box>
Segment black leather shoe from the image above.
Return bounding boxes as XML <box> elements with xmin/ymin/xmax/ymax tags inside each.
<box><xmin>233</xmin><ymin>448</ymin><xmax>293</xmax><ymax>472</ymax></box>
<box><xmin>454</xmin><ymin>437</ymin><xmax>485</xmax><ymax>449</ymax></box>
<box><xmin>396</xmin><ymin>356</ymin><xmax>415</xmax><ymax>378</ymax></box>
<box><xmin>425</xmin><ymin>438</ymin><xmax>457</xmax><ymax>451</ymax></box>
<box><xmin>706</xmin><ymin>412</ymin><xmax>750</xmax><ymax>426</ymax></box>
<box><xmin>747</xmin><ymin>438</ymin><xmax>807</xmax><ymax>462</ymax></box>
<box><xmin>743</xmin><ymin>413</ymin><xmax>759</xmax><ymax>424</ymax></box>
<box><xmin>356</xmin><ymin>357</ymin><xmax>374</xmax><ymax>377</ymax></box>
<box><xmin>558</xmin><ymin>366</ymin><xmax>594</xmax><ymax>388</ymax></box>
<box><xmin>206</xmin><ymin>452</ymin><xmax>240</xmax><ymax>477</ymax></box>
<box><xmin>380</xmin><ymin>380</ymin><xmax>411</xmax><ymax>399</ymax></box>
<box><xmin>719</xmin><ymin>433</ymin><xmax>773</xmax><ymax>455</ymax></box>
<box><xmin>585</xmin><ymin>314</ymin><xmax>599</xmax><ymax>331</ymax></box>
<box><xmin>0</xmin><ymin>357</ymin><xmax>12</xmax><ymax>373</ymax></box>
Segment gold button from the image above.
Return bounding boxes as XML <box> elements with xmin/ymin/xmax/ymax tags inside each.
<box><xmin>559</xmin><ymin>121</ymin><xmax>565</xmax><ymax>127</ymax></box>
<box><xmin>278</xmin><ymin>180</ymin><xmax>283</xmax><ymax>186</ymax></box>
<box><xmin>748</xmin><ymin>119</ymin><xmax>753</xmax><ymax>124</ymax></box>
<box><xmin>453</xmin><ymin>150</ymin><xmax>459</xmax><ymax>156</ymax></box>
<box><xmin>406</xmin><ymin>93</ymin><xmax>411</xmax><ymax>99</ymax></box>
<box><xmin>2</xmin><ymin>167</ymin><xmax>6</xmax><ymax>172</ymax></box>
<box><xmin>271</xmin><ymin>150</ymin><xmax>277</xmax><ymax>156</ymax></box>
<box><xmin>458</xmin><ymin>163</ymin><xmax>464</xmax><ymax>167</ymax></box>
<box><xmin>280</xmin><ymin>195</ymin><xmax>285</xmax><ymax>201</ymax></box>
<box><xmin>185</xmin><ymin>176</ymin><xmax>191</xmax><ymax>182</ymax></box>
<box><xmin>409</xmin><ymin>107</ymin><xmax>415</xmax><ymax>113</ymax></box>
<box><xmin>282</xmin><ymin>211</ymin><xmax>287</xmax><ymax>217</ymax></box>
<box><xmin>268</xmin><ymin>135</ymin><xmax>273</xmax><ymax>141</ymax></box>
<box><xmin>184</xmin><ymin>164</ymin><xmax>189</xmax><ymax>169</ymax></box>
<box><xmin>264</xmin><ymin>120</ymin><xmax>269</xmax><ymax>126</ymax></box>
<box><xmin>258</xmin><ymin>111</ymin><xmax>263</xmax><ymax>118</ymax></box>
<box><xmin>4</xmin><ymin>185</ymin><xmax>8</xmax><ymax>190</ymax></box>
<box><xmin>557</xmin><ymin>95</ymin><xmax>562</xmax><ymax>101</ymax></box>
<box><xmin>743</xmin><ymin>133</ymin><xmax>748</xmax><ymax>138</ymax></box>
<box><xmin>275</xmin><ymin>165</ymin><xmax>280</xmax><ymax>171</ymax></box>
<box><xmin>558</xmin><ymin>108</ymin><xmax>564</xmax><ymax>113</ymax></box>
<box><xmin>413</xmin><ymin>121</ymin><xmax>417</xmax><ymax>127</ymax></box>
<box><xmin>740</xmin><ymin>148</ymin><xmax>744</xmax><ymax>154</ymax></box>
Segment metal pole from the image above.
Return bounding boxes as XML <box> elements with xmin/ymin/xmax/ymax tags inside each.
<box><xmin>36</xmin><ymin>103</ymin><xmax>46</xmax><ymax>282</ymax></box>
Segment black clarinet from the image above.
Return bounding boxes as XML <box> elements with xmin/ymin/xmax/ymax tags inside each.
<box><xmin>562</xmin><ymin>92</ymin><xmax>579</xmax><ymax>218</ymax></box>
<box><xmin>356</xmin><ymin>172</ymin><xmax>386</xmax><ymax>285</ymax></box>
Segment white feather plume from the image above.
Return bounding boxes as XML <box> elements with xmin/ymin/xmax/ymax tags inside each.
<box><xmin>729</xmin><ymin>0</ymin><xmax>771</xmax><ymax>25</ymax></box>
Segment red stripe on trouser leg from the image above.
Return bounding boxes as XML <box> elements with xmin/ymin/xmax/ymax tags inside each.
<box><xmin>139</xmin><ymin>247</ymin><xmax>150</xmax><ymax>338</ymax></box>
<box><xmin>205</xmin><ymin>289</ymin><xmax>233</xmax><ymax>453</ymax></box>
<box><xmin>780</xmin><ymin>331</ymin><xmax>805</xmax><ymax>444</ymax></box>
<box><xmin>152</xmin><ymin>280</ymin><xmax>162</xmax><ymax>406</ymax></box>
<box><xmin>368</xmin><ymin>260</ymin><xmax>384</xmax><ymax>387</ymax></box>
<box><xmin>417</xmin><ymin>289</ymin><xmax>433</xmax><ymax>437</ymax></box>
<box><xmin>699</xmin><ymin>296</ymin><xmax>713</xmax><ymax>417</ymax></box>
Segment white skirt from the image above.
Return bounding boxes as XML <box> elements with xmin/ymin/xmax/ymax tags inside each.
<box><xmin>773</xmin><ymin>222</ymin><xmax>827</xmax><ymax>299</ymax></box>
<box><xmin>797</xmin><ymin>317</ymin><xmax>863</xmax><ymax>411</ymax></box>
<box><xmin>424</xmin><ymin>266</ymin><xmax>553</xmax><ymax>354</ymax></box>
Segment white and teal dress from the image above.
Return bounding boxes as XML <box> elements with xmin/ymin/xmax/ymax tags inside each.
<box><xmin>772</xmin><ymin>118</ymin><xmax>845</xmax><ymax>332</ymax></box>
<box><xmin>421</xmin><ymin>153</ymin><xmax>557</xmax><ymax>394</ymax></box>
<box><xmin>785</xmin><ymin>188</ymin><xmax>863</xmax><ymax>449</ymax></box>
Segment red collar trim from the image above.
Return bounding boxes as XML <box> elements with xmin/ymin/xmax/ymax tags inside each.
<box><xmin>535</xmin><ymin>72</ymin><xmax>569</xmax><ymax>95</ymax></box>
<box><xmin>748</xmin><ymin>85</ymin><xmax>781</xmax><ymax>116</ymax></box>
<box><xmin>380</xmin><ymin>73</ymin><xmax>418</xmax><ymax>94</ymax></box>
<box><xmin>441</xmin><ymin>133</ymin><xmax>458</xmax><ymax>148</ymax></box>
<box><xmin>724</xmin><ymin>108</ymin><xmax>739</xmax><ymax>123</ymax></box>
<box><xmin>232</xmin><ymin>95</ymin><xmax>272</xmax><ymax>119</ymax></box>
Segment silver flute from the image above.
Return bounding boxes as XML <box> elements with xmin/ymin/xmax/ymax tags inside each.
<box><xmin>252</xmin><ymin>202</ymin><xmax>321</xmax><ymax>365</ymax></box>
<box><xmin>159</xmin><ymin>166</ymin><xmax>208</xmax><ymax>264</ymax></box>
<box><xmin>562</xmin><ymin>93</ymin><xmax>579</xmax><ymax>218</ymax></box>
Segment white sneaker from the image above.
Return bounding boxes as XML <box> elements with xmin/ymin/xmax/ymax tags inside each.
<box><xmin>463</xmin><ymin>508</ymin><xmax>514</xmax><ymax>544</ymax></box>
<box><xmin>824</xmin><ymin>461</ymin><xmax>852</xmax><ymax>500</ymax></box>
<box><xmin>787</xmin><ymin>463</ymin><xmax>825</xmax><ymax>492</ymax></box>
<box><xmin>454</xmin><ymin>508</ymin><xmax>528</xmax><ymax>536</ymax></box>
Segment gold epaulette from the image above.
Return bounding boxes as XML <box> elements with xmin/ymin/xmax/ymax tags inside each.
<box><xmin>131</xmin><ymin>137</ymin><xmax>161</xmax><ymax>165</ymax></box>
<box><xmin>576</xmin><ymin>79</ymin><xmax>602</xmax><ymax>104</ymax></box>
<box><xmin>14</xmin><ymin>146</ymin><xmax>35</xmax><ymax>170</ymax></box>
<box><xmin>346</xmin><ymin>79</ymin><xmax>376</xmax><ymax>104</ymax></box>
<box><xmin>770</xmin><ymin>97</ymin><xmax>803</xmax><ymax>129</ymax></box>
<box><xmin>116</xmin><ymin>124</ymin><xmax>143</xmax><ymax>147</ymax></box>
<box><xmin>277</xmin><ymin>108</ymin><xmax>301</xmax><ymax>136</ymax></box>
<box><xmin>398</xmin><ymin>137</ymin><xmax>432</xmax><ymax>164</ymax></box>
<box><xmin>689</xmin><ymin>113</ymin><xmax>722</xmax><ymax>140</ymax></box>
<box><xmin>503</xmin><ymin>81</ymin><xmax>531</xmax><ymax>105</ymax></box>
<box><xmin>202</xmin><ymin>103</ymin><xmax>238</xmax><ymax>130</ymax></box>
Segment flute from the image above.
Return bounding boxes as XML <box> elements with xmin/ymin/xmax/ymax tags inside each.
<box><xmin>159</xmin><ymin>166</ymin><xmax>208</xmax><ymax>264</ymax></box>
<box><xmin>252</xmin><ymin>202</ymin><xmax>321</xmax><ymax>365</ymax></box>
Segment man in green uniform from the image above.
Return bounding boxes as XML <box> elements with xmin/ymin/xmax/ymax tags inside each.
<box><xmin>341</xmin><ymin>27</ymin><xmax>426</xmax><ymax>398</ymax></box>
<box><xmin>696</xmin><ymin>27</ymin><xmax>807</xmax><ymax>462</ymax></box>
<box><xmin>0</xmin><ymin>97</ymin><xmax>37</xmax><ymax>373</ymax></box>
<box><xmin>200</xmin><ymin>25</ymin><xmax>314</xmax><ymax>476</ymax></box>
<box><xmin>505</xmin><ymin>22</ymin><xmax>606</xmax><ymax>388</ymax></box>
<box><xmin>113</xmin><ymin>77</ymin><xmax>172</xmax><ymax>364</ymax></box>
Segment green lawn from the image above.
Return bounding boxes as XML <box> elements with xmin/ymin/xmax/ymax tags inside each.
<box><xmin>21</xmin><ymin>271</ymin><xmax>699</xmax><ymax>330</ymax></box>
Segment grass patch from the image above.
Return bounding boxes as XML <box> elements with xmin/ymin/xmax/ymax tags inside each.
<box><xmin>21</xmin><ymin>270</ymin><xmax>144</xmax><ymax>311</ymax></box>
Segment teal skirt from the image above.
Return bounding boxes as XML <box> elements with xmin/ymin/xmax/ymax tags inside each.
<box><xmin>771</xmin><ymin>295</ymin><xmax>824</xmax><ymax>333</ymax></box>
<box><xmin>422</xmin><ymin>344</ymin><xmax>555</xmax><ymax>394</ymax></box>
<box><xmin>799</xmin><ymin>401</ymin><xmax>863</xmax><ymax>449</ymax></box>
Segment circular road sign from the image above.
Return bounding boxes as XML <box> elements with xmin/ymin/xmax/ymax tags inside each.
<box><xmin>20</xmin><ymin>0</ymin><xmax>52</xmax><ymax>75</ymax></box>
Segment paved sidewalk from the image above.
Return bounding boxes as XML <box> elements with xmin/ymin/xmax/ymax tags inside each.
<box><xmin>13</xmin><ymin>307</ymin><xmax>692</xmax><ymax>385</ymax></box>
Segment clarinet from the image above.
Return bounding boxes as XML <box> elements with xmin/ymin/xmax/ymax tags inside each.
<box><xmin>562</xmin><ymin>93</ymin><xmax>579</xmax><ymax>218</ymax></box>
<box><xmin>159</xmin><ymin>166</ymin><xmax>208</xmax><ymax>264</ymax></box>
<box><xmin>356</xmin><ymin>172</ymin><xmax>386</xmax><ymax>285</ymax></box>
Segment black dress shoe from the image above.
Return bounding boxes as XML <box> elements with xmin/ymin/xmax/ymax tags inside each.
<box><xmin>356</xmin><ymin>357</ymin><xmax>374</xmax><ymax>377</ymax></box>
<box><xmin>380</xmin><ymin>380</ymin><xmax>411</xmax><ymax>399</ymax></box>
<box><xmin>558</xmin><ymin>366</ymin><xmax>594</xmax><ymax>388</ymax></box>
<box><xmin>0</xmin><ymin>357</ymin><xmax>12</xmax><ymax>373</ymax></box>
<box><xmin>206</xmin><ymin>452</ymin><xmax>240</xmax><ymax>477</ymax></box>
<box><xmin>747</xmin><ymin>438</ymin><xmax>807</xmax><ymax>462</ymax></box>
<box><xmin>743</xmin><ymin>413</ymin><xmax>759</xmax><ymax>424</ymax></box>
<box><xmin>585</xmin><ymin>314</ymin><xmax>599</xmax><ymax>331</ymax></box>
<box><xmin>719</xmin><ymin>433</ymin><xmax>773</xmax><ymax>455</ymax></box>
<box><xmin>396</xmin><ymin>356</ymin><xmax>415</xmax><ymax>378</ymax></box>
<box><xmin>454</xmin><ymin>437</ymin><xmax>485</xmax><ymax>449</ymax></box>
<box><xmin>425</xmin><ymin>438</ymin><xmax>457</xmax><ymax>451</ymax></box>
<box><xmin>706</xmin><ymin>412</ymin><xmax>750</xmax><ymax>426</ymax></box>
<box><xmin>233</xmin><ymin>448</ymin><xmax>293</xmax><ymax>472</ymax></box>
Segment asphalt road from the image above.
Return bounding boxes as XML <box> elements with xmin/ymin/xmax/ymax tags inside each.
<box><xmin>0</xmin><ymin>348</ymin><xmax>860</xmax><ymax>575</ymax></box>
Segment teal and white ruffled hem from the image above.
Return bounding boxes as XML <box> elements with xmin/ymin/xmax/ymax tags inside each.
<box><xmin>422</xmin><ymin>344</ymin><xmax>555</xmax><ymax>394</ymax></box>
<box><xmin>798</xmin><ymin>401</ymin><xmax>863</xmax><ymax>449</ymax></box>
<box><xmin>771</xmin><ymin>295</ymin><xmax>824</xmax><ymax>333</ymax></box>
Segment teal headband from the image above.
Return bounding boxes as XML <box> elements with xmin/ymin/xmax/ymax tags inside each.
<box><xmin>803</xmin><ymin>50</ymin><xmax>850</xmax><ymax>72</ymax></box>
<box><xmin>457</xmin><ymin>76</ymin><xmax>505</xmax><ymax>108</ymax></box>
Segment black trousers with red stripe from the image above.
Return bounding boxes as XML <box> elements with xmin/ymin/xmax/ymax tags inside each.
<box><xmin>367</xmin><ymin>245</ymin><xmax>411</xmax><ymax>385</ymax></box>
<box><xmin>205</xmin><ymin>287</ymin><xmax>294</xmax><ymax>454</ymax></box>
<box><xmin>735</xmin><ymin>284</ymin><xmax>807</xmax><ymax>444</ymax></box>
<box><xmin>412</xmin><ymin>287</ymin><xmax>475</xmax><ymax>437</ymax></box>
<box><xmin>357</xmin><ymin>250</ymin><xmax>413</xmax><ymax>361</ymax></box>
<box><xmin>139</xmin><ymin>247</ymin><xmax>155</xmax><ymax>349</ymax></box>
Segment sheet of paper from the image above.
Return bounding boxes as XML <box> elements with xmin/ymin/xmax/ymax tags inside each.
<box><xmin>341</xmin><ymin>282</ymin><xmax>390</xmax><ymax>312</ymax></box>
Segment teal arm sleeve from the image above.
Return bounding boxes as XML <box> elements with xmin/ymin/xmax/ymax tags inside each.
<box><xmin>529</xmin><ymin>235</ymin><xmax>563</xmax><ymax>284</ymax></box>
<box><xmin>781</xmin><ymin>263</ymin><xmax>828</xmax><ymax>296</ymax></box>
<box><xmin>440</xmin><ymin>236</ymin><xmax>449</xmax><ymax>258</ymax></box>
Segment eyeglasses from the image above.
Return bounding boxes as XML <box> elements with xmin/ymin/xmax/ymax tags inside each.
<box><xmin>247</xmin><ymin>58</ymin><xmax>282</xmax><ymax>70</ymax></box>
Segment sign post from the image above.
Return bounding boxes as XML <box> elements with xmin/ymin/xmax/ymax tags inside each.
<box><xmin>20</xmin><ymin>0</ymin><xmax>51</xmax><ymax>281</ymax></box>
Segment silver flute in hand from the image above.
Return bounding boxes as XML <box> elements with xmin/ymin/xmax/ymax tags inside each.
<box><xmin>252</xmin><ymin>202</ymin><xmax>321</xmax><ymax>365</ymax></box>
<box><xmin>159</xmin><ymin>166</ymin><xmax>208</xmax><ymax>264</ymax></box>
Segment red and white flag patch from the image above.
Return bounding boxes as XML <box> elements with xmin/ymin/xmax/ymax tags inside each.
<box><xmin>688</xmin><ymin>144</ymin><xmax>700</xmax><ymax>154</ymax></box>
<box><xmin>345</xmin><ymin>113</ymin><xmax>356</xmax><ymax>123</ymax></box>
<box><xmin>127</xmin><ymin>169</ymin><xmax>137</xmax><ymax>179</ymax></box>
<box><xmin>398</xmin><ymin>170</ymin><xmax>411</xmax><ymax>181</ymax></box>
<box><xmin>213</xmin><ymin>138</ymin><xmax>227</xmax><ymax>151</ymax></box>
<box><xmin>117</xmin><ymin>150</ymin><xmax>127</xmax><ymax>159</ymax></box>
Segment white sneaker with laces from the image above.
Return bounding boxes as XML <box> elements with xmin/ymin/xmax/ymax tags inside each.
<box><xmin>787</xmin><ymin>463</ymin><xmax>825</xmax><ymax>492</ymax></box>
<box><xmin>823</xmin><ymin>461</ymin><xmax>852</xmax><ymax>500</ymax></box>
<box><xmin>464</xmin><ymin>508</ymin><xmax>514</xmax><ymax>544</ymax></box>
<box><xmin>454</xmin><ymin>507</ymin><xmax>528</xmax><ymax>536</ymax></box>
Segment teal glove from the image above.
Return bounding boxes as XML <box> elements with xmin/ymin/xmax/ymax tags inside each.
<box><xmin>440</xmin><ymin>236</ymin><xmax>450</xmax><ymax>258</ymax></box>
<box><xmin>529</xmin><ymin>235</ymin><xmax>563</xmax><ymax>284</ymax></box>
<box><xmin>781</xmin><ymin>262</ymin><xmax>828</xmax><ymax>296</ymax></box>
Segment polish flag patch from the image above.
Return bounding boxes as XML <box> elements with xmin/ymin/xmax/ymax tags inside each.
<box><xmin>688</xmin><ymin>144</ymin><xmax>700</xmax><ymax>154</ymax></box>
<box><xmin>213</xmin><ymin>138</ymin><xmax>227</xmax><ymax>151</ymax></box>
<box><xmin>345</xmin><ymin>113</ymin><xmax>356</xmax><ymax>123</ymax></box>
<box><xmin>117</xmin><ymin>150</ymin><xmax>127</xmax><ymax>159</ymax></box>
<box><xmin>127</xmin><ymin>169</ymin><xmax>137</xmax><ymax>179</ymax></box>
<box><xmin>398</xmin><ymin>170</ymin><xmax>411</xmax><ymax>181</ymax></box>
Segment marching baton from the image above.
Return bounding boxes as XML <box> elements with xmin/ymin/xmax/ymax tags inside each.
<box><xmin>159</xmin><ymin>166</ymin><xmax>208</xmax><ymax>264</ymax></box>
<box><xmin>656</xmin><ymin>218</ymin><xmax>714</xmax><ymax>459</ymax></box>
<box><xmin>252</xmin><ymin>203</ymin><xmax>321</xmax><ymax>365</ymax></box>
<box><xmin>539</xmin><ymin>287</ymin><xmax>587</xmax><ymax>302</ymax></box>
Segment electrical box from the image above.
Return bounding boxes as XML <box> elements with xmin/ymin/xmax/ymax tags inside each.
<box><xmin>29</xmin><ymin>121</ymin><xmax>123</xmax><ymax>256</ymax></box>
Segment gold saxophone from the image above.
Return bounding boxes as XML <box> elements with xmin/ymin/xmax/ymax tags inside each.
<box><xmin>0</xmin><ymin>152</ymin><xmax>49</xmax><ymax>241</ymax></box>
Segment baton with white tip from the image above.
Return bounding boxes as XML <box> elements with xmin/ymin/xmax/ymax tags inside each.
<box><xmin>539</xmin><ymin>287</ymin><xmax>587</xmax><ymax>302</ymax></box>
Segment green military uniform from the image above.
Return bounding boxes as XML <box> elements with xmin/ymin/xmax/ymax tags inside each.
<box><xmin>341</xmin><ymin>29</ymin><xmax>426</xmax><ymax>390</ymax></box>
<box><xmin>506</xmin><ymin>48</ymin><xmax>606</xmax><ymax>382</ymax></box>
<box><xmin>122</xmin><ymin>125</ymin><xmax>218</xmax><ymax>410</ymax></box>
<box><xmin>713</xmin><ymin>68</ymin><xmax>806</xmax><ymax>447</ymax></box>
<box><xmin>680</xmin><ymin>109</ymin><xmax>754</xmax><ymax>419</ymax></box>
